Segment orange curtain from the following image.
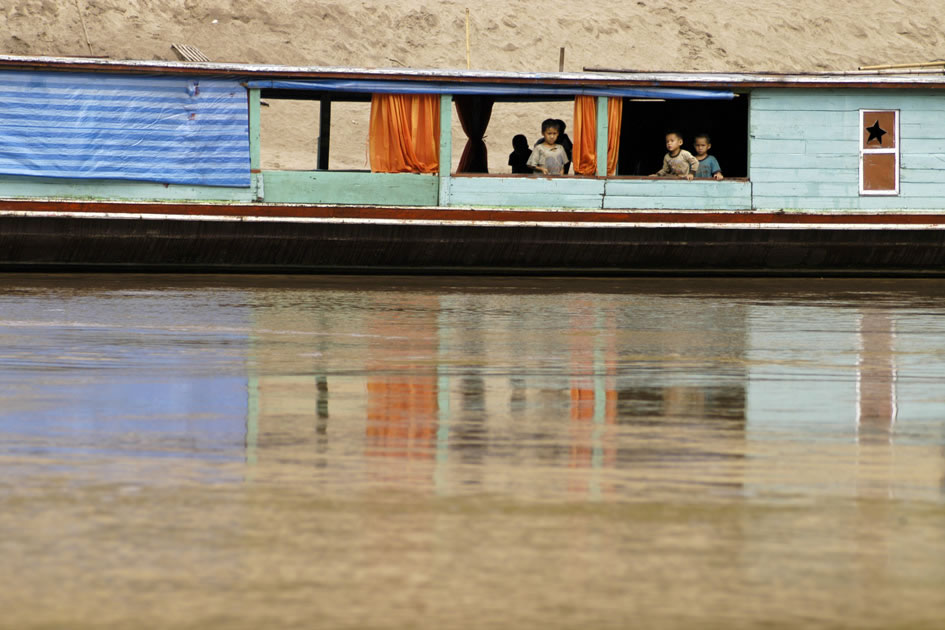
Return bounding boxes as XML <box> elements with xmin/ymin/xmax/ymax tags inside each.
<box><xmin>607</xmin><ymin>97</ymin><xmax>622</xmax><ymax>176</ymax></box>
<box><xmin>571</xmin><ymin>96</ymin><xmax>622</xmax><ymax>176</ymax></box>
<box><xmin>572</xmin><ymin>95</ymin><xmax>597</xmax><ymax>176</ymax></box>
<box><xmin>369</xmin><ymin>94</ymin><xmax>440</xmax><ymax>173</ymax></box>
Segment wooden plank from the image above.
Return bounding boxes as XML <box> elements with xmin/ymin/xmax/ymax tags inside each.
<box><xmin>748</xmin><ymin>139</ymin><xmax>808</xmax><ymax>154</ymax></box>
<box><xmin>750</xmin><ymin>155</ymin><xmax>858</xmax><ymax>170</ymax></box>
<box><xmin>448</xmin><ymin>176</ymin><xmax>604</xmax><ymax>209</ymax></box>
<box><xmin>450</xmin><ymin>193</ymin><xmax>603</xmax><ymax>208</ymax></box>
<box><xmin>604</xmin><ymin>179</ymin><xmax>751</xmax><ymax>199</ymax></box>
<box><xmin>262</xmin><ymin>171</ymin><xmax>438</xmax><ymax>205</ymax></box>
<box><xmin>750</xmin><ymin>89</ymin><xmax>945</xmax><ymax>111</ymax></box>
<box><xmin>897</xmin><ymin>182</ymin><xmax>945</xmax><ymax>197</ymax></box>
<box><xmin>604</xmin><ymin>196</ymin><xmax>752</xmax><ymax>211</ymax></box>
<box><xmin>751</xmin><ymin>182</ymin><xmax>856</xmax><ymax>197</ymax></box>
<box><xmin>899</xmin><ymin>160</ymin><xmax>945</xmax><ymax>175</ymax></box>
<box><xmin>0</xmin><ymin>174</ymin><xmax>254</xmax><ymax>202</ymax></box>
<box><xmin>438</xmin><ymin>94</ymin><xmax>452</xmax><ymax>206</ymax></box>
<box><xmin>901</xmin><ymin>154</ymin><xmax>945</xmax><ymax>168</ymax></box>
<box><xmin>752</xmin><ymin>194</ymin><xmax>938</xmax><ymax>208</ymax></box>
<box><xmin>901</xmin><ymin>120</ymin><xmax>945</xmax><ymax>135</ymax></box>
<box><xmin>752</xmin><ymin>196</ymin><xmax>945</xmax><ymax>210</ymax></box>
<box><xmin>248</xmin><ymin>89</ymin><xmax>261</xmax><ymax>172</ymax></box>
<box><xmin>750</xmin><ymin>125</ymin><xmax>859</xmax><ymax>141</ymax></box>
<box><xmin>749</xmin><ymin>167</ymin><xmax>858</xmax><ymax>183</ymax></box>
<box><xmin>449</xmin><ymin>176</ymin><xmax>603</xmax><ymax>193</ymax></box>
<box><xmin>170</xmin><ymin>44</ymin><xmax>210</xmax><ymax>62</ymax></box>
<box><xmin>596</xmin><ymin>97</ymin><xmax>608</xmax><ymax>177</ymax></box>
<box><xmin>750</xmin><ymin>109</ymin><xmax>856</xmax><ymax>126</ymax></box>
<box><xmin>902</xmin><ymin>139</ymin><xmax>945</xmax><ymax>152</ymax></box>
<box><xmin>855</xmin><ymin>196</ymin><xmax>945</xmax><ymax>209</ymax></box>
<box><xmin>751</xmin><ymin>115</ymin><xmax>944</xmax><ymax>142</ymax></box>
<box><xmin>604</xmin><ymin>179</ymin><xmax>751</xmax><ymax>210</ymax></box>
<box><xmin>901</xmin><ymin>167</ymin><xmax>945</xmax><ymax>183</ymax></box>
<box><xmin>805</xmin><ymin>140</ymin><xmax>858</xmax><ymax>154</ymax></box>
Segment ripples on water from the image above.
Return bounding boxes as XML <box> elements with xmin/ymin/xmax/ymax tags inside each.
<box><xmin>1</xmin><ymin>274</ymin><xmax>944</xmax><ymax>629</ymax></box>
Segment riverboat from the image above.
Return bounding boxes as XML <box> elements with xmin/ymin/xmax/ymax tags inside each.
<box><xmin>1</xmin><ymin>54</ymin><xmax>944</xmax><ymax>275</ymax></box>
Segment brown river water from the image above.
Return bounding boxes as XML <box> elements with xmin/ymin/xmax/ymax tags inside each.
<box><xmin>1</xmin><ymin>274</ymin><xmax>944</xmax><ymax>629</ymax></box>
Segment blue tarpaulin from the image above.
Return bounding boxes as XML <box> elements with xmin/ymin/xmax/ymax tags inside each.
<box><xmin>0</xmin><ymin>71</ymin><xmax>251</xmax><ymax>187</ymax></box>
<box><xmin>246</xmin><ymin>79</ymin><xmax>734</xmax><ymax>100</ymax></box>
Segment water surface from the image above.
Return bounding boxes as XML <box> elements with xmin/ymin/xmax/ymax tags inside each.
<box><xmin>1</xmin><ymin>275</ymin><xmax>944</xmax><ymax>629</ymax></box>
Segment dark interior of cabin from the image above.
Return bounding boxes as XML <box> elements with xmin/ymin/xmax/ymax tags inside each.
<box><xmin>617</xmin><ymin>95</ymin><xmax>750</xmax><ymax>178</ymax></box>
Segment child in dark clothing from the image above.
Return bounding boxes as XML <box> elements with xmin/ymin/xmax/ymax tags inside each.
<box><xmin>509</xmin><ymin>134</ymin><xmax>533</xmax><ymax>173</ymax></box>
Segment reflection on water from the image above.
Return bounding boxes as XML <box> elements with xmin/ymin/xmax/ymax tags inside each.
<box><xmin>1</xmin><ymin>275</ymin><xmax>944</xmax><ymax>629</ymax></box>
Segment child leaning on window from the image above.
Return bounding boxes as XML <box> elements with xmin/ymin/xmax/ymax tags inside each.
<box><xmin>693</xmin><ymin>133</ymin><xmax>724</xmax><ymax>180</ymax></box>
<box><xmin>653</xmin><ymin>131</ymin><xmax>699</xmax><ymax>180</ymax></box>
<box><xmin>526</xmin><ymin>119</ymin><xmax>569</xmax><ymax>175</ymax></box>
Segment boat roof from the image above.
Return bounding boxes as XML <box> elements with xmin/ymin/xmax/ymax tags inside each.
<box><xmin>1</xmin><ymin>54</ymin><xmax>944</xmax><ymax>90</ymax></box>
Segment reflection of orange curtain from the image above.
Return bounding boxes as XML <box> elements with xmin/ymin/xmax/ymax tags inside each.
<box><xmin>365</xmin><ymin>378</ymin><xmax>437</xmax><ymax>460</ymax></box>
<box><xmin>369</xmin><ymin>94</ymin><xmax>440</xmax><ymax>173</ymax></box>
<box><xmin>571</xmin><ymin>96</ymin><xmax>622</xmax><ymax>176</ymax></box>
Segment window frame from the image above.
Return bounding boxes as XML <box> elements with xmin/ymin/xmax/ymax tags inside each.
<box><xmin>859</xmin><ymin>109</ymin><xmax>900</xmax><ymax>196</ymax></box>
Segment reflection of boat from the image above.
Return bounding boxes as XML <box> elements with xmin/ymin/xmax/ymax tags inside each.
<box><xmin>2</xmin><ymin>55</ymin><xmax>945</xmax><ymax>275</ymax></box>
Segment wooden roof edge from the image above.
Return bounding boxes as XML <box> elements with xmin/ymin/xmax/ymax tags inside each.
<box><xmin>1</xmin><ymin>54</ymin><xmax>944</xmax><ymax>89</ymax></box>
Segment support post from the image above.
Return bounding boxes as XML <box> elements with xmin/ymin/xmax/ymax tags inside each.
<box><xmin>248</xmin><ymin>88</ymin><xmax>263</xmax><ymax>200</ymax></box>
<box><xmin>317</xmin><ymin>96</ymin><xmax>332</xmax><ymax>170</ymax></box>
<box><xmin>438</xmin><ymin>93</ymin><xmax>452</xmax><ymax>206</ymax></box>
<box><xmin>248</xmin><ymin>88</ymin><xmax>261</xmax><ymax>172</ymax></box>
<box><xmin>595</xmin><ymin>96</ymin><xmax>609</xmax><ymax>177</ymax></box>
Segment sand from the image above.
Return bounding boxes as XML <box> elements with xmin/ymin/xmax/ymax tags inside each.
<box><xmin>4</xmin><ymin>1</ymin><xmax>945</xmax><ymax>171</ymax></box>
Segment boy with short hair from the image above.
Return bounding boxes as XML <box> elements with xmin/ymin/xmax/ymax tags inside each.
<box><xmin>653</xmin><ymin>131</ymin><xmax>698</xmax><ymax>180</ymax></box>
<box><xmin>693</xmin><ymin>133</ymin><xmax>723</xmax><ymax>180</ymax></box>
<box><xmin>526</xmin><ymin>119</ymin><xmax>569</xmax><ymax>175</ymax></box>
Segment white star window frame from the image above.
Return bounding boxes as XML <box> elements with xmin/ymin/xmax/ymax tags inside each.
<box><xmin>859</xmin><ymin>109</ymin><xmax>899</xmax><ymax>196</ymax></box>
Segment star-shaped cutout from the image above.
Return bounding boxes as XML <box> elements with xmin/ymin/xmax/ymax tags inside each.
<box><xmin>866</xmin><ymin>120</ymin><xmax>887</xmax><ymax>145</ymax></box>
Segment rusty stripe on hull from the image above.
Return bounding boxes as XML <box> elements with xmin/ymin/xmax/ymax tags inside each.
<box><xmin>2</xmin><ymin>213</ymin><xmax>945</xmax><ymax>275</ymax></box>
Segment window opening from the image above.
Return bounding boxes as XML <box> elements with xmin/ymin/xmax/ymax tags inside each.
<box><xmin>452</xmin><ymin>99</ymin><xmax>573</xmax><ymax>174</ymax></box>
<box><xmin>259</xmin><ymin>91</ymin><xmax>371</xmax><ymax>171</ymax></box>
<box><xmin>617</xmin><ymin>96</ymin><xmax>749</xmax><ymax>178</ymax></box>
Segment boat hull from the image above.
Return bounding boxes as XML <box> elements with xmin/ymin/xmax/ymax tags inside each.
<box><xmin>3</xmin><ymin>200</ymin><xmax>945</xmax><ymax>275</ymax></box>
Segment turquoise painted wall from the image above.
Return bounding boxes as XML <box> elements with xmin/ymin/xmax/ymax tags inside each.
<box><xmin>446</xmin><ymin>176</ymin><xmax>751</xmax><ymax>211</ymax></box>
<box><xmin>750</xmin><ymin>89</ymin><xmax>945</xmax><ymax>210</ymax></box>
<box><xmin>604</xmin><ymin>179</ymin><xmax>751</xmax><ymax>211</ymax></box>
<box><xmin>447</xmin><ymin>176</ymin><xmax>605</xmax><ymax>209</ymax></box>
<box><xmin>261</xmin><ymin>170</ymin><xmax>438</xmax><ymax>205</ymax></box>
<box><xmin>0</xmin><ymin>174</ymin><xmax>255</xmax><ymax>202</ymax></box>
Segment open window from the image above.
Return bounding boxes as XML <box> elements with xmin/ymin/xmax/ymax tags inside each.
<box><xmin>453</xmin><ymin>89</ymin><xmax>736</xmax><ymax>178</ymax></box>
<box><xmin>257</xmin><ymin>89</ymin><xmax>371</xmax><ymax>171</ymax></box>
<box><xmin>617</xmin><ymin>95</ymin><xmax>750</xmax><ymax>177</ymax></box>
<box><xmin>450</xmin><ymin>97</ymin><xmax>575</xmax><ymax>175</ymax></box>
